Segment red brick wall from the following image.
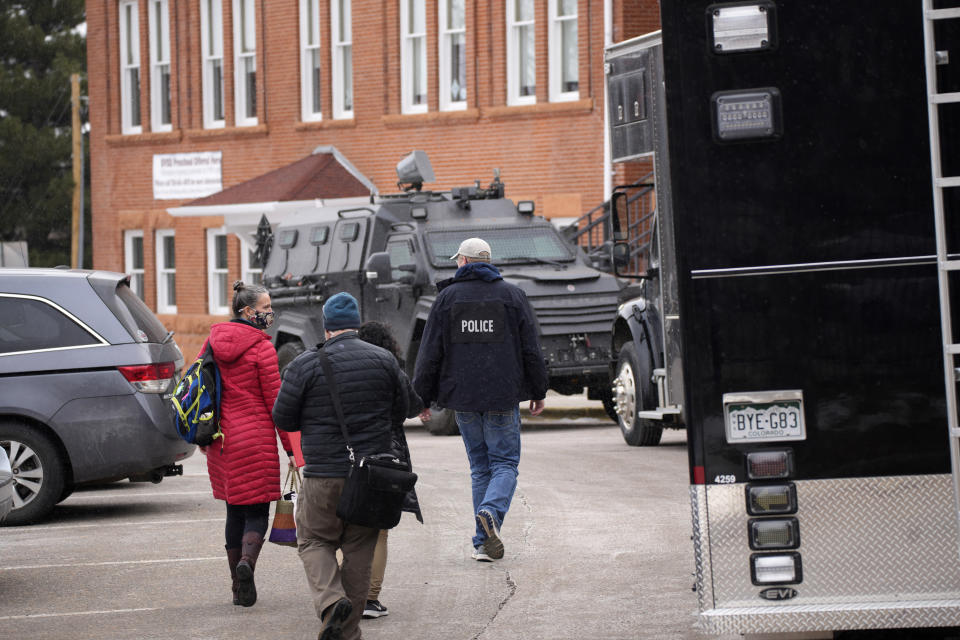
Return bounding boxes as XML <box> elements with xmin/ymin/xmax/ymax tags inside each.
<box><xmin>617</xmin><ymin>0</ymin><xmax>662</xmax><ymax>43</ymax></box>
<box><xmin>87</xmin><ymin>0</ymin><xmax>661</xmax><ymax>356</ymax></box>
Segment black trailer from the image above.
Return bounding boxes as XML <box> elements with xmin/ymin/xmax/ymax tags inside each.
<box><xmin>608</xmin><ymin>0</ymin><xmax>960</xmax><ymax>635</ymax></box>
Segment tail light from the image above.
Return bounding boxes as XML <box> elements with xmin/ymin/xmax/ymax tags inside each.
<box><xmin>746</xmin><ymin>483</ymin><xmax>797</xmax><ymax>515</ymax></box>
<box><xmin>118</xmin><ymin>362</ymin><xmax>177</xmax><ymax>393</ymax></box>
<box><xmin>746</xmin><ymin>450</ymin><xmax>793</xmax><ymax>480</ymax></box>
<box><xmin>748</xmin><ymin>518</ymin><xmax>800</xmax><ymax>550</ymax></box>
<box><xmin>751</xmin><ymin>552</ymin><xmax>802</xmax><ymax>585</ymax></box>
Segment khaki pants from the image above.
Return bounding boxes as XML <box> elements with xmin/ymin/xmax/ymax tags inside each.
<box><xmin>367</xmin><ymin>529</ymin><xmax>388</xmax><ymax>600</ymax></box>
<box><xmin>296</xmin><ymin>477</ymin><xmax>379</xmax><ymax>640</ymax></box>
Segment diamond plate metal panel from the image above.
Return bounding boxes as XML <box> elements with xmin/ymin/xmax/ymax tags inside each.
<box><xmin>697</xmin><ymin>475</ymin><xmax>960</xmax><ymax>633</ymax></box>
<box><xmin>700</xmin><ymin>600</ymin><xmax>960</xmax><ymax>634</ymax></box>
<box><xmin>691</xmin><ymin>485</ymin><xmax>712</xmax><ymax>613</ymax></box>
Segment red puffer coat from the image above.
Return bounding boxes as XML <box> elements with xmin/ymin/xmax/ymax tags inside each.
<box><xmin>199</xmin><ymin>320</ymin><xmax>294</xmax><ymax>505</ymax></box>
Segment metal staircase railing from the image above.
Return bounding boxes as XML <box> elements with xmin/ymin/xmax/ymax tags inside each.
<box><xmin>565</xmin><ymin>174</ymin><xmax>656</xmax><ymax>275</ymax></box>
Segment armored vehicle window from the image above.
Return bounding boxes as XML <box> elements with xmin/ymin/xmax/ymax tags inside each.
<box><xmin>329</xmin><ymin>217</ymin><xmax>370</xmax><ymax>271</ymax></box>
<box><xmin>387</xmin><ymin>237</ymin><xmax>415</xmax><ymax>281</ymax></box>
<box><xmin>310</xmin><ymin>226</ymin><xmax>330</xmax><ymax>245</ymax></box>
<box><xmin>0</xmin><ymin>295</ymin><xmax>103</xmax><ymax>355</ymax></box>
<box><xmin>426</xmin><ymin>227</ymin><xmax>573</xmax><ymax>266</ymax></box>
<box><xmin>340</xmin><ymin>222</ymin><xmax>360</xmax><ymax>242</ymax></box>
<box><xmin>278</xmin><ymin>229</ymin><xmax>298</xmax><ymax>248</ymax></box>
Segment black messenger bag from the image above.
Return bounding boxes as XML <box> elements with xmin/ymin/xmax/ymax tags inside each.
<box><xmin>317</xmin><ymin>350</ymin><xmax>417</xmax><ymax>530</ymax></box>
<box><xmin>337</xmin><ymin>453</ymin><xmax>417</xmax><ymax>529</ymax></box>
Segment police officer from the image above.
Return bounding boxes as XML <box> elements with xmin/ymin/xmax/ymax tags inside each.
<box><xmin>413</xmin><ymin>237</ymin><xmax>547</xmax><ymax>561</ymax></box>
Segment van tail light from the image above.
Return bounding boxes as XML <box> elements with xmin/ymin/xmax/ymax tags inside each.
<box><xmin>748</xmin><ymin>518</ymin><xmax>800</xmax><ymax>550</ymax></box>
<box><xmin>746</xmin><ymin>450</ymin><xmax>793</xmax><ymax>479</ymax></box>
<box><xmin>746</xmin><ymin>483</ymin><xmax>797</xmax><ymax>515</ymax></box>
<box><xmin>118</xmin><ymin>362</ymin><xmax>177</xmax><ymax>393</ymax></box>
<box><xmin>751</xmin><ymin>552</ymin><xmax>802</xmax><ymax>585</ymax></box>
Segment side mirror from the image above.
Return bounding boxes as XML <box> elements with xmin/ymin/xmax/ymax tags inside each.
<box><xmin>396</xmin><ymin>263</ymin><xmax>417</xmax><ymax>285</ymax></box>
<box><xmin>612</xmin><ymin>242</ymin><xmax>631</xmax><ymax>269</ymax></box>
<box><xmin>364</xmin><ymin>251</ymin><xmax>393</xmax><ymax>284</ymax></box>
<box><xmin>610</xmin><ymin>191</ymin><xmax>628</xmax><ymax>241</ymax></box>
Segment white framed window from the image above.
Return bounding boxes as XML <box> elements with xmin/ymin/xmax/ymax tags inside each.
<box><xmin>507</xmin><ymin>0</ymin><xmax>536</xmax><ymax>106</ymax></box>
<box><xmin>200</xmin><ymin>0</ymin><xmax>225</xmax><ymax>128</ymax></box>
<box><xmin>438</xmin><ymin>0</ymin><xmax>466</xmax><ymax>111</ymax></box>
<box><xmin>233</xmin><ymin>0</ymin><xmax>257</xmax><ymax>126</ymax></box>
<box><xmin>155</xmin><ymin>229</ymin><xmax>177</xmax><ymax>314</ymax></box>
<box><xmin>548</xmin><ymin>0</ymin><xmax>578</xmax><ymax>102</ymax></box>
<box><xmin>300</xmin><ymin>0</ymin><xmax>323</xmax><ymax>122</ymax></box>
<box><xmin>207</xmin><ymin>228</ymin><xmax>230</xmax><ymax>315</ymax></box>
<box><xmin>401</xmin><ymin>0</ymin><xmax>427</xmax><ymax>114</ymax></box>
<box><xmin>240</xmin><ymin>237</ymin><xmax>263</xmax><ymax>285</ymax></box>
<box><xmin>123</xmin><ymin>230</ymin><xmax>145</xmax><ymax>301</ymax></box>
<box><xmin>331</xmin><ymin>0</ymin><xmax>353</xmax><ymax>119</ymax></box>
<box><xmin>148</xmin><ymin>0</ymin><xmax>172</xmax><ymax>131</ymax></box>
<box><xmin>119</xmin><ymin>0</ymin><xmax>142</xmax><ymax>134</ymax></box>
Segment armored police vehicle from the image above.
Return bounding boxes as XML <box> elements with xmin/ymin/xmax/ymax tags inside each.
<box><xmin>605</xmin><ymin>1</ymin><xmax>960</xmax><ymax>636</ymax></box>
<box><xmin>257</xmin><ymin>153</ymin><xmax>622</xmax><ymax>434</ymax></box>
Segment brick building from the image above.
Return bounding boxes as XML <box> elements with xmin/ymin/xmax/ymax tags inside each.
<box><xmin>86</xmin><ymin>0</ymin><xmax>660</xmax><ymax>358</ymax></box>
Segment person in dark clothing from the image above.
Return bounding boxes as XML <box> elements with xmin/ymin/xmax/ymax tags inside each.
<box><xmin>199</xmin><ymin>281</ymin><xmax>297</xmax><ymax>607</ymax></box>
<box><xmin>412</xmin><ymin>237</ymin><xmax>548</xmax><ymax>562</ymax></box>
<box><xmin>355</xmin><ymin>321</ymin><xmax>423</xmax><ymax>620</ymax></box>
<box><xmin>272</xmin><ymin>293</ymin><xmax>418</xmax><ymax>640</ymax></box>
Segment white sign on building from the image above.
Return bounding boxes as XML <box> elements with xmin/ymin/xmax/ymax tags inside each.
<box><xmin>153</xmin><ymin>151</ymin><xmax>223</xmax><ymax>200</ymax></box>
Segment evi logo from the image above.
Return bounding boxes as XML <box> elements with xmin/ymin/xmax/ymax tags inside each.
<box><xmin>759</xmin><ymin>587</ymin><xmax>798</xmax><ymax>601</ymax></box>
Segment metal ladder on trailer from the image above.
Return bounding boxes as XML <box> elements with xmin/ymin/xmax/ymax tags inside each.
<box><xmin>922</xmin><ymin>0</ymin><xmax>960</xmax><ymax>556</ymax></box>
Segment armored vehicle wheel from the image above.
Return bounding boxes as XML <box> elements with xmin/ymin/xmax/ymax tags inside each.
<box><xmin>1</xmin><ymin>421</ymin><xmax>66</xmax><ymax>525</ymax></box>
<box><xmin>425</xmin><ymin>404</ymin><xmax>460</xmax><ymax>436</ymax></box>
<box><xmin>595</xmin><ymin>386</ymin><xmax>619</xmax><ymax>423</ymax></box>
<box><xmin>613</xmin><ymin>343</ymin><xmax>663</xmax><ymax>446</ymax></box>
<box><xmin>277</xmin><ymin>341</ymin><xmax>306</xmax><ymax>373</ymax></box>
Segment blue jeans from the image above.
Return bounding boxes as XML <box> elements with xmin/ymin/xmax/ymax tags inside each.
<box><xmin>456</xmin><ymin>408</ymin><xmax>521</xmax><ymax>549</ymax></box>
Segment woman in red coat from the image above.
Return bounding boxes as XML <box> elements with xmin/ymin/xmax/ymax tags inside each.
<box><xmin>198</xmin><ymin>281</ymin><xmax>296</xmax><ymax>607</ymax></box>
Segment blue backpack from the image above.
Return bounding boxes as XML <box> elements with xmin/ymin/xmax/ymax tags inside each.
<box><xmin>171</xmin><ymin>342</ymin><xmax>223</xmax><ymax>446</ymax></box>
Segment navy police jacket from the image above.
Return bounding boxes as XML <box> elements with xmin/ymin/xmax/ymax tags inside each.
<box><xmin>413</xmin><ymin>262</ymin><xmax>548</xmax><ymax>412</ymax></box>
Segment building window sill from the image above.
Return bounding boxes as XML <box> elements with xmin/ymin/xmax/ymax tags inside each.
<box><xmin>483</xmin><ymin>98</ymin><xmax>594</xmax><ymax>120</ymax></box>
<box><xmin>294</xmin><ymin>118</ymin><xmax>357</xmax><ymax>132</ymax></box>
<box><xmin>382</xmin><ymin>108</ymin><xmax>480</xmax><ymax>128</ymax></box>
<box><xmin>105</xmin><ymin>130</ymin><xmax>184</xmax><ymax>146</ymax></box>
<box><xmin>184</xmin><ymin>124</ymin><xmax>270</xmax><ymax>140</ymax></box>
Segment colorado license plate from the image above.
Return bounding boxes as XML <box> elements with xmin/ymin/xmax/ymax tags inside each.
<box><xmin>723</xmin><ymin>390</ymin><xmax>806</xmax><ymax>443</ymax></box>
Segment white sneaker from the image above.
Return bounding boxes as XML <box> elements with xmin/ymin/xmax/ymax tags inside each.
<box><xmin>476</xmin><ymin>509</ymin><xmax>504</xmax><ymax>559</ymax></box>
<box><xmin>472</xmin><ymin>545</ymin><xmax>493</xmax><ymax>562</ymax></box>
<box><xmin>362</xmin><ymin>600</ymin><xmax>388</xmax><ymax>618</ymax></box>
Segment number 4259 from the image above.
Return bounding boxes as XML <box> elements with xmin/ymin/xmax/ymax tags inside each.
<box><xmin>714</xmin><ymin>474</ymin><xmax>736</xmax><ymax>484</ymax></box>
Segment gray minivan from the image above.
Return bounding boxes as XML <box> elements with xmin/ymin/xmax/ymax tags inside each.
<box><xmin>0</xmin><ymin>268</ymin><xmax>194</xmax><ymax>525</ymax></box>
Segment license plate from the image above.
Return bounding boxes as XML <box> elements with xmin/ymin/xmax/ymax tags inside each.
<box><xmin>723</xmin><ymin>390</ymin><xmax>806</xmax><ymax>443</ymax></box>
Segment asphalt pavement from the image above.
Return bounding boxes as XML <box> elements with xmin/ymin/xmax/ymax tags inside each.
<box><xmin>0</xmin><ymin>392</ymin><xmax>724</xmax><ymax>640</ymax></box>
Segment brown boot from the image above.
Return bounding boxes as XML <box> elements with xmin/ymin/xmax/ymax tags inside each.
<box><xmin>226</xmin><ymin>546</ymin><xmax>242</xmax><ymax>605</ymax></box>
<box><xmin>236</xmin><ymin>531</ymin><xmax>263</xmax><ymax>607</ymax></box>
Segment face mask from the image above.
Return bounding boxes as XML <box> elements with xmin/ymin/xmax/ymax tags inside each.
<box><xmin>249</xmin><ymin>310</ymin><xmax>275</xmax><ymax>330</ymax></box>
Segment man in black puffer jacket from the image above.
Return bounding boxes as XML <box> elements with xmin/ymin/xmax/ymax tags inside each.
<box><xmin>273</xmin><ymin>292</ymin><xmax>418</xmax><ymax>640</ymax></box>
<box><xmin>413</xmin><ymin>237</ymin><xmax>547</xmax><ymax>563</ymax></box>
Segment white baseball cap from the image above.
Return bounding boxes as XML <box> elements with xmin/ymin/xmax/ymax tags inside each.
<box><xmin>450</xmin><ymin>237</ymin><xmax>492</xmax><ymax>260</ymax></box>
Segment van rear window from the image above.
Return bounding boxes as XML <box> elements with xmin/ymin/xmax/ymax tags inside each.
<box><xmin>115</xmin><ymin>283</ymin><xmax>169</xmax><ymax>343</ymax></box>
